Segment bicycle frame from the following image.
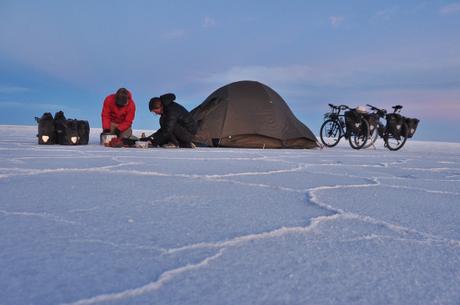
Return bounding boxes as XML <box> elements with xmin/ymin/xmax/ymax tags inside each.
<box><xmin>323</xmin><ymin>104</ymin><xmax>348</xmax><ymax>139</ymax></box>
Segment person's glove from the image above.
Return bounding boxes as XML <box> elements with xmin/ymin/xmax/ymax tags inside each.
<box><xmin>139</xmin><ymin>135</ymin><xmax>153</xmax><ymax>141</ymax></box>
<box><xmin>139</xmin><ymin>136</ymin><xmax>158</xmax><ymax>146</ymax></box>
<box><xmin>108</xmin><ymin>137</ymin><xmax>124</xmax><ymax>148</ymax></box>
<box><xmin>113</xmin><ymin>128</ymin><xmax>121</xmax><ymax>137</ymax></box>
<box><xmin>150</xmin><ymin>139</ymin><xmax>159</xmax><ymax>147</ymax></box>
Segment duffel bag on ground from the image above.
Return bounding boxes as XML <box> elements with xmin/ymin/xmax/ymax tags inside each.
<box><xmin>77</xmin><ymin>120</ymin><xmax>90</xmax><ymax>145</ymax></box>
<box><xmin>54</xmin><ymin>111</ymin><xmax>69</xmax><ymax>145</ymax></box>
<box><xmin>36</xmin><ymin>112</ymin><xmax>56</xmax><ymax>144</ymax></box>
<box><xmin>55</xmin><ymin>115</ymin><xmax>79</xmax><ymax>145</ymax></box>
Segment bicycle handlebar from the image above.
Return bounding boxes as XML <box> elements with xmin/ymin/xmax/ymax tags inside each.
<box><xmin>366</xmin><ymin>104</ymin><xmax>387</xmax><ymax>117</ymax></box>
<box><xmin>366</xmin><ymin>104</ymin><xmax>380</xmax><ymax>111</ymax></box>
<box><xmin>328</xmin><ymin>103</ymin><xmax>349</xmax><ymax>111</ymax></box>
<box><xmin>392</xmin><ymin>105</ymin><xmax>403</xmax><ymax>113</ymax></box>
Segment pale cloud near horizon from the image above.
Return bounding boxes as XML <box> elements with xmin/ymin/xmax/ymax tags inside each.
<box><xmin>203</xmin><ymin>16</ymin><xmax>216</xmax><ymax>28</ymax></box>
<box><xmin>162</xmin><ymin>29</ymin><xmax>186</xmax><ymax>39</ymax></box>
<box><xmin>0</xmin><ymin>86</ymin><xmax>30</xmax><ymax>94</ymax></box>
<box><xmin>375</xmin><ymin>7</ymin><xmax>399</xmax><ymax>19</ymax></box>
<box><xmin>201</xmin><ymin>65</ymin><xmax>316</xmax><ymax>85</ymax></box>
<box><xmin>439</xmin><ymin>3</ymin><xmax>460</xmax><ymax>14</ymax></box>
<box><xmin>200</xmin><ymin>62</ymin><xmax>460</xmax><ymax>90</ymax></box>
<box><xmin>199</xmin><ymin>63</ymin><xmax>460</xmax><ymax>120</ymax></box>
<box><xmin>0</xmin><ymin>101</ymin><xmax>78</xmax><ymax>112</ymax></box>
<box><xmin>329</xmin><ymin>16</ymin><xmax>345</xmax><ymax>27</ymax></box>
<box><xmin>356</xmin><ymin>89</ymin><xmax>460</xmax><ymax>120</ymax></box>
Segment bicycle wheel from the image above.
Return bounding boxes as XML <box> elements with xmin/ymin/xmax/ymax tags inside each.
<box><xmin>385</xmin><ymin>121</ymin><xmax>408</xmax><ymax>151</ymax></box>
<box><xmin>320</xmin><ymin>119</ymin><xmax>342</xmax><ymax>147</ymax></box>
<box><xmin>349</xmin><ymin>118</ymin><xmax>369</xmax><ymax>150</ymax></box>
<box><xmin>363</xmin><ymin>123</ymin><xmax>379</xmax><ymax>149</ymax></box>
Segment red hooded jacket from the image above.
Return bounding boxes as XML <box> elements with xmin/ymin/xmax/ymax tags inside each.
<box><xmin>101</xmin><ymin>90</ymin><xmax>136</xmax><ymax>132</ymax></box>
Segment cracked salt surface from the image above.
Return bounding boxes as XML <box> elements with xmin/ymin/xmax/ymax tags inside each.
<box><xmin>1</xmin><ymin>126</ymin><xmax>460</xmax><ymax>305</ymax></box>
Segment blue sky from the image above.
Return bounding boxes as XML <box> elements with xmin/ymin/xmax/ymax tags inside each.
<box><xmin>1</xmin><ymin>0</ymin><xmax>459</xmax><ymax>142</ymax></box>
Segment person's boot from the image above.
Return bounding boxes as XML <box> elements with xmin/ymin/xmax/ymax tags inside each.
<box><xmin>161</xmin><ymin>142</ymin><xmax>177</xmax><ymax>148</ymax></box>
<box><xmin>179</xmin><ymin>142</ymin><xmax>196</xmax><ymax>148</ymax></box>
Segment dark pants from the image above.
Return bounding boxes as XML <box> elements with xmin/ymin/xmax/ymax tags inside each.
<box><xmin>161</xmin><ymin>124</ymin><xmax>195</xmax><ymax>148</ymax></box>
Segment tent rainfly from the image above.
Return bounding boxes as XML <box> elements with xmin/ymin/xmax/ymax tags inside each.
<box><xmin>191</xmin><ymin>80</ymin><xmax>318</xmax><ymax>148</ymax></box>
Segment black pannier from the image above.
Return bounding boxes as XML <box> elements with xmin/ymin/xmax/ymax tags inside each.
<box><xmin>37</xmin><ymin>111</ymin><xmax>90</xmax><ymax>145</ymax></box>
<box><xmin>37</xmin><ymin>112</ymin><xmax>56</xmax><ymax>144</ymax></box>
<box><xmin>363</xmin><ymin>113</ymin><xmax>379</xmax><ymax>135</ymax></box>
<box><xmin>54</xmin><ymin>112</ymin><xmax>91</xmax><ymax>145</ymax></box>
<box><xmin>345</xmin><ymin>110</ymin><xmax>364</xmax><ymax>135</ymax></box>
<box><xmin>77</xmin><ymin>120</ymin><xmax>90</xmax><ymax>145</ymax></box>
<box><xmin>403</xmin><ymin>117</ymin><xmax>419</xmax><ymax>138</ymax></box>
<box><xmin>386</xmin><ymin>113</ymin><xmax>404</xmax><ymax>137</ymax></box>
<box><xmin>62</xmin><ymin>119</ymin><xmax>80</xmax><ymax>145</ymax></box>
<box><xmin>54</xmin><ymin>111</ymin><xmax>67</xmax><ymax>145</ymax></box>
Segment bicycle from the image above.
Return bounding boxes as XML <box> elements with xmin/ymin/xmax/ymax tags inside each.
<box><xmin>366</xmin><ymin>104</ymin><xmax>408</xmax><ymax>151</ymax></box>
<box><xmin>320</xmin><ymin>104</ymin><xmax>369</xmax><ymax>149</ymax></box>
<box><xmin>361</xmin><ymin>107</ymin><xmax>385</xmax><ymax>149</ymax></box>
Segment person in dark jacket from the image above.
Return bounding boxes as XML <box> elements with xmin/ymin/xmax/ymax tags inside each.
<box><xmin>101</xmin><ymin>88</ymin><xmax>136</xmax><ymax>138</ymax></box>
<box><xmin>142</xmin><ymin>93</ymin><xmax>197</xmax><ymax>148</ymax></box>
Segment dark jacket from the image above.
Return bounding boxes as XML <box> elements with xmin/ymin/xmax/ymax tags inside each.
<box><xmin>153</xmin><ymin>94</ymin><xmax>197</xmax><ymax>143</ymax></box>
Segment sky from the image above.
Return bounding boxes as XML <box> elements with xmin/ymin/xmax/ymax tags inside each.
<box><xmin>0</xmin><ymin>0</ymin><xmax>459</xmax><ymax>142</ymax></box>
<box><xmin>1</xmin><ymin>126</ymin><xmax>460</xmax><ymax>304</ymax></box>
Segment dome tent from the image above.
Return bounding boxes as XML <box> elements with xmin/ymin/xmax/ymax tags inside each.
<box><xmin>191</xmin><ymin>80</ymin><xmax>318</xmax><ymax>148</ymax></box>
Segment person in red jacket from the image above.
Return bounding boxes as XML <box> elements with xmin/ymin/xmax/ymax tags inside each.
<box><xmin>101</xmin><ymin>88</ymin><xmax>136</xmax><ymax>138</ymax></box>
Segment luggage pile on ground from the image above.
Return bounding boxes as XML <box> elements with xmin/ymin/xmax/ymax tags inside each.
<box><xmin>36</xmin><ymin>111</ymin><xmax>90</xmax><ymax>145</ymax></box>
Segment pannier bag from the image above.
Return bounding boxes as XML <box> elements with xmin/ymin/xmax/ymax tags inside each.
<box><xmin>345</xmin><ymin>110</ymin><xmax>364</xmax><ymax>135</ymax></box>
<box><xmin>403</xmin><ymin>117</ymin><xmax>419</xmax><ymax>138</ymax></box>
<box><xmin>37</xmin><ymin>112</ymin><xmax>56</xmax><ymax>144</ymax></box>
<box><xmin>363</xmin><ymin>113</ymin><xmax>379</xmax><ymax>135</ymax></box>
<box><xmin>54</xmin><ymin>111</ymin><xmax>68</xmax><ymax>145</ymax></box>
<box><xmin>386</xmin><ymin>113</ymin><xmax>404</xmax><ymax>138</ymax></box>
<box><xmin>77</xmin><ymin>120</ymin><xmax>90</xmax><ymax>145</ymax></box>
<box><xmin>61</xmin><ymin>119</ymin><xmax>80</xmax><ymax>145</ymax></box>
<box><xmin>36</xmin><ymin>111</ymin><xmax>90</xmax><ymax>145</ymax></box>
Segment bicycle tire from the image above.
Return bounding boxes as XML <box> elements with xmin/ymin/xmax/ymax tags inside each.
<box><xmin>363</xmin><ymin>123</ymin><xmax>379</xmax><ymax>149</ymax></box>
<box><xmin>385</xmin><ymin>121</ymin><xmax>408</xmax><ymax>151</ymax></box>
<box><xmin>349</xmin><ymin>118</ymin><xmax>369</xmax><ymax>150</ymax></box>
<box><xmin>320</xmin><ymin>119</ymin><xmax>342</xmax><ymax>147</ymax></box>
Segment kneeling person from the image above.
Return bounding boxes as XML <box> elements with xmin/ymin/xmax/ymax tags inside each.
<box><xmin>146</xmin><ymin>93</ymin><xmax>197</xmax><ymax>148</ymax></box>
<box><xmin>101</xmin><ymin>88</ymin><xmax>136</xmax><ymax>138</ymax></box>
